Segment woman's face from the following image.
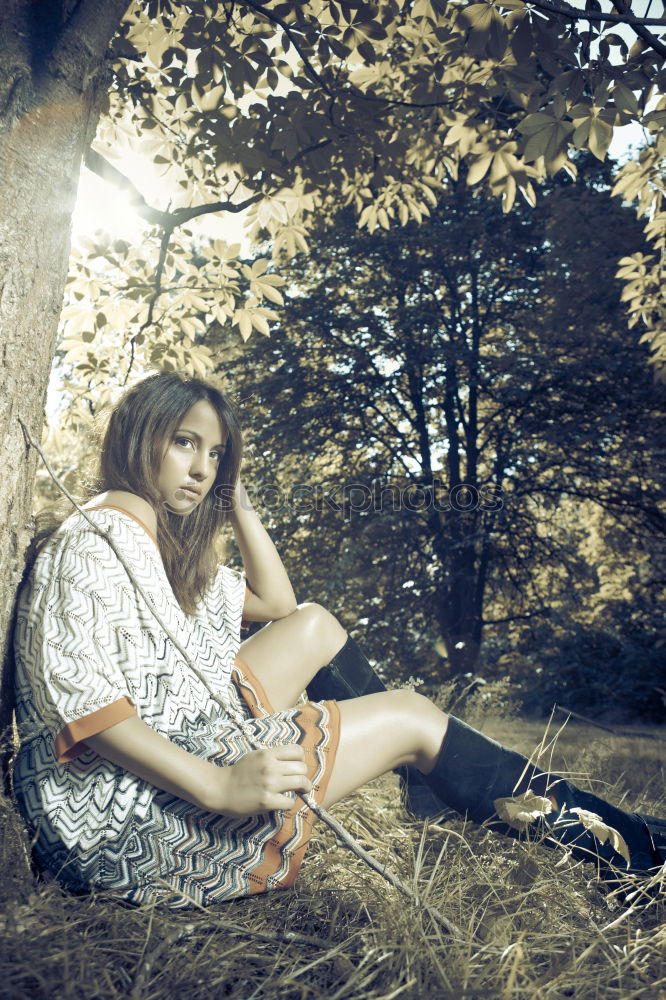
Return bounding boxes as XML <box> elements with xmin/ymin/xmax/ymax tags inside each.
<box><xmin>156</xmin><ymin>399</ymin><xmax>227</xmax><ymax>515</ymax></box>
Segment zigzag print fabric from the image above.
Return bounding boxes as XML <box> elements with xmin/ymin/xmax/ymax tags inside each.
<box><xmin>13</xmin><ymin>507</ymin><xmax>340</xmax><ymax>908</ymax></box>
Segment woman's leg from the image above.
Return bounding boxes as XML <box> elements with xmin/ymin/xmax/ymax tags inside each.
<box><xmin>239</xmin><ymin>602</ymin><xmax>347</xmax><ymax>711</ymax></box>
<box><xmin>322</xmin><ymin>691</ymin><xmax>449</xmax><ymax>807</ymax></box>
<box><xmin>240</xmin><ymin>609</ymin><xmax>450</xmax><ymax>817</ymax></box>
<box><xmin>321</xmin><ymin>698</ymin><xmax>665</xmax><ymax>887</ymax></box>
<box><xmin>305</xmin><ymin>634</ymin><xmax>450</xmax><ymax>819</ymax></box>
<box><xmin>419</xmin><ymin>715</ymin><xmax>666</xmax><ymax>885</ymax></box>
<box><xmin>240</xmin><ymin>613</ymin><xmax>663</xmax><ymax>884</ymax></box>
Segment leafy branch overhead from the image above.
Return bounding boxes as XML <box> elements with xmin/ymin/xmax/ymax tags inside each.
<box><xmin>63</xmin><ymin>0</ymin><xmax>666</xmax><ymax>400</ymax></box>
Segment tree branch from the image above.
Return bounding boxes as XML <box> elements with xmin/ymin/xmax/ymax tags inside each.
<box><xmin>525</xmin><ymin>0</ymin><xmax>666</xmax><ymax>26</ymax></box>
<box><xmin>125</xmin><ymin>224</ymin><xmax>173</xmax><ymax>371</ymax></box>
<box><xmin>85</xmin><ymin>147</ymin><xmax>263</xmax><ymax>357</ymax></box>
<box><xmin>482</xmin><ymin>609</ymin><xmax>551</xmax><ymax>626</ymax></box>
<box><xmin>303</xmin><ymin>795</ymin><xmax>463</xmax><ymax>938</ymax></box>
<box><xmin>174</xmin><ymin>194</ymin><xmax>263</xmax><ymax>222</ymax></box>
<box><xmin>241</xmin><ymin>0</ymin><xmax>334</xmax><ymax>96</ymax></box>
<box><xmin>610</xmin><ymin>0</ymin><xmax>666</xmax><ymax>56</ymax></box>
<box><xmin>84</xmin><ymin>147</ymin><xmax>262</xmax><ymax>228</ymax></box>
<box><xmin>85</xmin><ymin>147</ymin><xmax>169</xmax><ymax>225</ymax></box>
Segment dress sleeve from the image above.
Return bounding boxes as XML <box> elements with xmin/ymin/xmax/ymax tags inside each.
<box><xmin>22</xmin><ymin>533</ymin><xmax>139</xmax><ymax>763</ymax></box>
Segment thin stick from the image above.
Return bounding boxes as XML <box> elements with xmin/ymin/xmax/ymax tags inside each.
<box><xmin>304</xmin><ymin>795</ymin><xmax>463</xmax><ymax>938</ymax></box>
<box><xmin>18</xmin><ymin>417</ymin><xmax>465</xmax><ymax>940</ymax></box>
<box><xmin>553</xmin><ymin>705</ymin><xmax>666</xmax><ymax>744</ymax></box>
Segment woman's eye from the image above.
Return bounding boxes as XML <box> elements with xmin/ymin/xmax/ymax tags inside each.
<box><xmin>175</xmin><ymin>437</ymin><xmax>222</xmax><ymax>461</ymax></box>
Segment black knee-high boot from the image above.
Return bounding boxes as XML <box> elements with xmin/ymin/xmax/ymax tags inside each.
<box><xmin>306</xmin><ymin>636</ymin><xmax>453</xmax><ymax>820</ymax></box>
<box><xmin>423</xmin><ymin>715</ymin><xmax>666</xmax><ymax>889</ymax></box>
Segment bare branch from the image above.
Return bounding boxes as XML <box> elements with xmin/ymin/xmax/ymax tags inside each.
<box><xmin>174</xmin><ymin>194</ymin><xmax>262</xmax><ymax>223</ymax></box>
<box><xmin>526</xmin><ymin>0</ymin><xmax>666</xmax><ymax>26</ymax></box>
<box><xmin>84</xmin><ymin>148</ymin><xmax>262</xmax><ymax>228</ymax></box>
<box><xmin>85</xmin><ymin>147</ymin><xmax>170</xmax><ymax>226</ymax></box>
<box><xmin>610</xmin><ymin>0</ymin><xmax>666</xmax><ymax>56</ymax></box>
<box><xmin>304</xmin><ymin>794</ymin><xmax>464</xmax><ymax>938</ymax></box>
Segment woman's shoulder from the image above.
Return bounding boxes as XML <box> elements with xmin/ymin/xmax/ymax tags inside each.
<box><xmin>82</xmin><ymin>491</ymin><xmax>158</xmax><ymax>540</ymax></box>
<box><xmin>19</xmin><ymin>495</ymin><xmax>162</xmax><ymax>612</ymax></box>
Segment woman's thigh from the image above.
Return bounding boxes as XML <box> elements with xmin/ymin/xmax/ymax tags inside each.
<box><xmin>322</xmin><ymin>691</ymin><xmax>449</xmax><ymax>808</ymax></box>
<box><xmin>238</xmin><ymin>602</ymin><xmax>347</xmax><ymax>711</ymax></box>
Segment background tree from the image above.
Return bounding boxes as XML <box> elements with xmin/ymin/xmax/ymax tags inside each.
<box><xmin>58</xmin><ymin>0</ymin><xmax>666</xmax><ymax>390</ymax></box>
<box><xmin>211</xmin><ymin>155</ymin><xmax>665</xmax><ymax>711</ymax></box>
<box><xmin>504</xmin><ymin>496</ymin><xmax>666</xmax><ymax>721</ymax></box>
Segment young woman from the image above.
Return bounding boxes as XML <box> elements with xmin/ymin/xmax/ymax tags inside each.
<box><xmin>12</xmin><ymin>372</ymin><xmax>664</xmax><ymax>909</ymax></box>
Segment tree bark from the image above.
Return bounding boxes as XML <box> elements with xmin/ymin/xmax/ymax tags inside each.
<box><xmin>0</xmin><ymin>0</ymin><xmax>130</xmax><ymax>750</ymax></box>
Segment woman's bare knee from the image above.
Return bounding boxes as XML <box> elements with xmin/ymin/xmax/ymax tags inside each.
<box><xmin>290</xmin><ymin>602</ymin><xmax>347</xmax><ymax>663</ymax></box>
<box><xmin>322</xmin><ymin>691</ymin><xmax>448</xmax><ymax>807</ymax></box>
<box><xmin>238</xmin><ymin>604</ymin><xmax>346</xmax><ymax>710</ymax></box>
<box><xmin>382</xmin><ymin>689</ymin><xmax>449</xmax><ymax>772</ymax></box>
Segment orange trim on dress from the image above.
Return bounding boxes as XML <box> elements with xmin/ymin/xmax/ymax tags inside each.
<box><xmin>233</xmin><ymin>652</ymin><xmax>274</xmax><ymax>714</ymax></box>
<box><xmin>231</xmin><ymin>653</ymin><xmax>341</xmax><ymax>894</ymax></box>
<box><xmin>55</xmin><ymin>696</ymin><xmax>137</xmax><ymax>763</ymax></box>
<box><xmin>81</xmin><ymin>504</ymin><xmax>159</xmax><ymax>549</ymax></box>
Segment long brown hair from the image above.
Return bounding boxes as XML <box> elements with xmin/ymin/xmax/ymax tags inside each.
<box><xmin>35</xmin><ymin>372</ymin><xmax>243</xmax><ymax>615</ymax></box>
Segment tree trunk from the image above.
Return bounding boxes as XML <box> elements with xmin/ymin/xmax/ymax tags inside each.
<box><xmin>435</xmin><ymin>521</ymin><xmax>484</xmax><ymax>674</ymax></box>
<box><xmin>0</xmin><ymin>0</ymin><xmax>130</xmax><ymax>749</ymax></box>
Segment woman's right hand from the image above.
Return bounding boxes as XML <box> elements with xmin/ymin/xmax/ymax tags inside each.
<box><xmin>86</xmin><ymin>718</ymin><xmax>311</xmax><ymax>818</ymax></box>
<box><xmin>213</xmin><ymin>745</ymin><xmax>312</xmax><ymax>818</ymax></box>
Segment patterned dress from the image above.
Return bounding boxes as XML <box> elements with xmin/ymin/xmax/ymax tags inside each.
<box><xmin>12</xmin><ymin>505</ymin><xmax>340</xmax><ymax>909</ymax></box>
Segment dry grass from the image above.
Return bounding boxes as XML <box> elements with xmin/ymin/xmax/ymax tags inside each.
<box><xmin>1</xmin><ymin>713</ymin><xmax>664</xmax><ymax>1000</ymax></box>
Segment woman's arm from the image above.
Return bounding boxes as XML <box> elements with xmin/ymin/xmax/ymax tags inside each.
<box><xmin>229</xmin><ymin>479</ymin><xmax>297</xmax><ymax>621</ymax></box>
<box><xmin>85</xmin><ymin>715</ymin><xmax>311</xmax><ymax>817</ymax></box>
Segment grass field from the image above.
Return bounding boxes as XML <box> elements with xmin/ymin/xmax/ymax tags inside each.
<box><xmin>1</xmin><ymin>711</ymin><xmax>664</xmax><ymax>1000</ymax></box>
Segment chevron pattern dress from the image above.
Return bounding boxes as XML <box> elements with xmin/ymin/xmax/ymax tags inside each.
<box><xmin>13</xmin><ymin>506</ymin><xmax>340</xmax><ymax>909</ymax></box>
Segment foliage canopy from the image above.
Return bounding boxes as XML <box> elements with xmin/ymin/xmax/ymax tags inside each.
<box><xmin>57</xmin><ymin>0</ymin><xmax>666</xmax><ymax>409</ymax></box>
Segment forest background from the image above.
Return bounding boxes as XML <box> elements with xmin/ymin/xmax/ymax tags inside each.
<box><xmin>1</xmin><ymin>2</ymin><xmax>665</xmax><ymax>997</ymax></box>
<box><xmin>44</xmin><ymin>149</ymin><xmax>666</xmax><ymax>725</ymax></box>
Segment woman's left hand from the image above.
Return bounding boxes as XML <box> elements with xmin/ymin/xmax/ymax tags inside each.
<box><xmin>231</xmin><ymin>478</ymin><xmax>249</xmax><ymax>517</ymax></box>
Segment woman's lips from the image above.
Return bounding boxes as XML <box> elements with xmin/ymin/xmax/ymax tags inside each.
<box><xmin>176</xmin><ymin>486</ymin><xmax>201</xmax><ymax>500</ymax></box>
